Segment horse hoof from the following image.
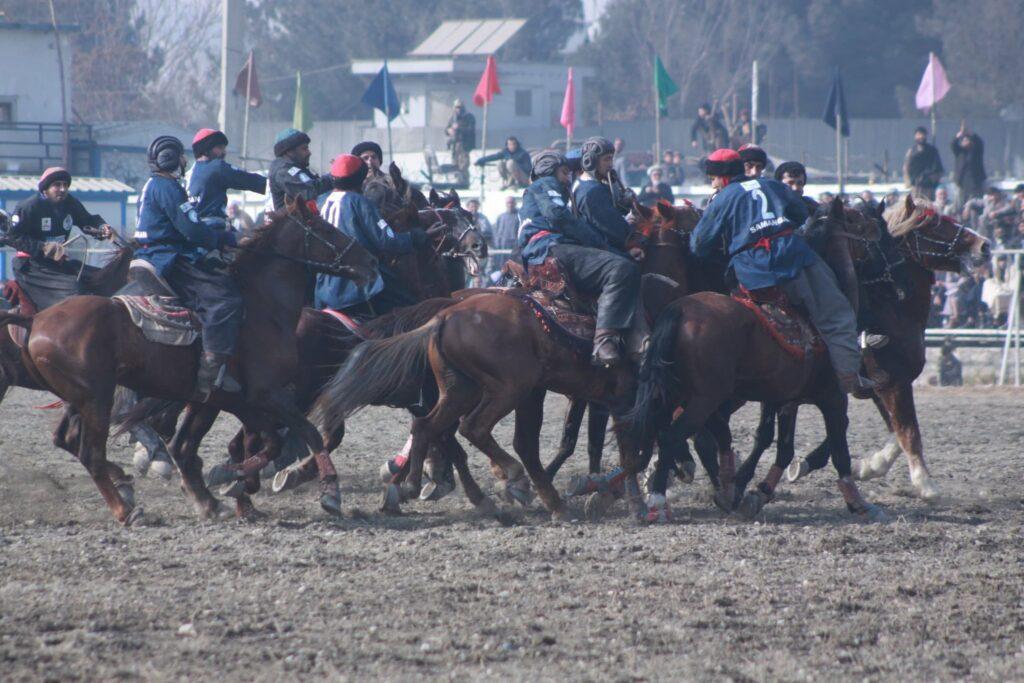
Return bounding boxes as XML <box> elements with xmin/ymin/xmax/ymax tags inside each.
<box><xmin>420</xmin><ymin>476</ymin><xmax>456</xmax><ymax>502</ymax></box>
<box><xmin>115</xmin><ymin>479</ymin><xmax>136</xmax><ymax>509</ymax></box>
<box><xmin>550</xmin><ymin>507</ymin><xmax>571</xmax><ymax>523</ymax></box>
<box><xmin>123</xmin><ymin>506</ymin><xmax>145</xmax><ymax>527</ymax></box>
<box><xmin>738</xmin><ymin>491</ymin><xmax>766</xmax><ymax>520</ymax></box>
<box><xmin>677</xmin><ymin>461</ymin><xmax>696</xmax><ymax>485</ymax></box>
<box><xmin>380</xmin><ymin>484</ymin><xmax>403</xmax><ymax>514</ymax></box>
<box><xmin>149</xmin><ymin>458</ymin><xmax>174</xmax><ymax>480</ymax></box>
<box><xmin>854</xmin><ymin>503</ymin><xmax>889</xmax><ymax>524</ymax></box>
<box><xmin>205</xmin><ymin>463</ymin><xmax>241</xmax><ymax>488</ymax></box>
<box><xmin>320</xmin><ymin>492</ymin><xmax>342</xmax><ymax>517</ymax></box>
<box><xmin>220</xmin><ymin>479</ymin><xmax>247</xmax><ymax>499</ymax></box>
<box><xmin>378</xmin><ymin>456</ymin><xmax>406</xmax><ymax>484</ymax></box>
<box><xmin>132</xmin><ymin>444</ymin><xmax>151</xmax><ymax>476</ymax></box>
<box><xmin>712</xmin><ymin>487</ymin><xmax>736</xmax><ymax>513</ymax></box>
<box><xmin>505</xmin><ymin>475</ymin><xmax>535</xmax><ymax>507</ymax></box>
<box><xmin>584</xmin><ymin>491</ymin><xmax>616</xmax><ymax>522</ymax></box>
<box><xmin>786</xmin><ymin>459</ymin><xmax>809</xmax><ymax>483</ymax></box>
<box><xmin>644</xmin><ymin>494</ymin><xmax>671</xmax><ymax>524</ymax></box>
<box><xmin>271</xmin><ymin>464</ymin><xmax>316</xmax><ymax>494</ymax></box>
<box><xmin>912</xmin><ymin>473</ymin><xmax>941</xmax><ymax>502</ymax></box>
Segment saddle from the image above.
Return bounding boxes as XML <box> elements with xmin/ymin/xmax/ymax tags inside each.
<box><xmin>501</xmin><ymin>258</ymin><xmax>596</xmax><ymax>350</ymax></box>
<box><xmin>111</xmin><ymin>260</ymin><xmax>200</xmax><ymax>346</ymax></box>
<box><xmin>731</xmin><ymin>286</ymin><xmax>825</xmax><ymax>360</ymax></box>
<box><xmin>2</xmin><ymin>281</ymin><xmax>35</xmax><ymax>348</ymax></box>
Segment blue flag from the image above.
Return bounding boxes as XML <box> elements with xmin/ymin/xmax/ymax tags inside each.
<box><xmin>361</xmin><ymin>62</ymin><xmax>399</xmax><ymax>121</ymax></box>
<box><xmin>822</xmin><ymin>67</ymin><xmax>850</xmax><ymax>137</ymax></box>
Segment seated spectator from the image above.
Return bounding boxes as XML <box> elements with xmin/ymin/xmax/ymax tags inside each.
<box><xmin>964</xmin><ymin>186</ymin><xmax>1015</xmax><ymax>239</ymax></box>
<box><xmin>819</xmin><ymin>191</ymin><xmax>835</xmax><ymax>205</ymax></box>
<box><xmin>475</xmin><ymin>136</ymin><xmax>531</xmax><ymax>189</ymax></box>
<box><xmin>227</xmin><ymin>199</ymin><xmax>255</xmax><ymax>236</ymax></box>
<box><xmin>856</xmin><ymin>189</ymin><xmax>880</xmax><ymax>215</ymax></box>
<box><xmin>1009</xmin><ymin>219</ymin><xmax>1024</xmax><ymax>249</ymax></box>
<box><xmin>938</xmin><ymin>340</ymin><xmax>963</xmax><ymax>386</ymax></box>
<box><xmin>638</xmin><ymin>166</ymin><xmax>675</xmax><ymax>206</ymax></box>
<box><xmin>1012</xmin><ymin>183</ymin><xmax>1024</xmax><ymax>219</ymax></box>
<box><xmin>992</xmin><ymin>225</ymin><xmax>1010</xmax><ymax>251</ymax></box>
<box><xmin>952</xmin><ymin>271</ymin><xmax>987</xmax><ymax>327</ymax></box>
<box><xmin>884</xmin><ymin>190</ymin><xmax>901</xmax><ymax>208</ymax></box>
<box><xmin>982</xmin><ymin>259</ymin><xmax>1012</xmax><ymax>326</ymax></box>
<box><xmin>934</xmin><ymin>186</ymin><xmax>955</xmax><ymax>216</ymax></box>
<box><xmin>660</xmin><ymin>150</ymin><xmax>682</xmax><ymax>185</ymax></box>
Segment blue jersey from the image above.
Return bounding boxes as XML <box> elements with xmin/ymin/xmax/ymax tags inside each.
<box><xmin>690</xmin><ymin>176</ymin><xmax>814</xmax><ymax>290</ymax></box>
<box><xmin>573</xmin><ymin>178</ymin><xmax>631</xmax><ymax>254</ymax></box>
<box><xmin>134</xmin><ymin>174</ymin><xmax>233</xmax><ymax>276</ymax></box>
<box><xmin>518</xmin><ymin>176</ymin><xmax>605</xmax><ymax>265</ymax></box>
<box><xmin>186</xmin><ymin>158</ymin><xmax>266</xmax><ymax>222</ymax></box>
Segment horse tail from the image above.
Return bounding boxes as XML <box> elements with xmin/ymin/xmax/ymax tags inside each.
<box><xmin>112</xmin><ymin>397</ymin><xmax>186</xmax><ymax>438</ymax></box>
<box><xmin>313</xmin><ymin>317</ymin><xmax>439</xmax><ymax>434</ymax></box>
<box><xmin>358</xmin><ymin>297</ymin><xmax>456</xmax><ymax>339</ymax></box>
<box><xmin>0</xmin><ymin>311</ymin><xmax>33</xmax><ymax>330</ymax></box>
<box><xmin>624</xmin><ymin>304</ymin><xmax>683</xmax><ymax>444</ymax></box>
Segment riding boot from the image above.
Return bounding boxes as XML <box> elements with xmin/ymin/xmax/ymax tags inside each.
<box><xmin>838</xmin><ymin>373</ymin><xmax>877</xmax><ymax>395</ymax></box>
<box><xmin>196</xmin><ymin>351</ymin><xmax>242</xmax><ymax>399</ymax></box>
<box><xmin>592</xmin><ymin>329</ymin><xmax>623</xmax><ymax>368</ymax></box>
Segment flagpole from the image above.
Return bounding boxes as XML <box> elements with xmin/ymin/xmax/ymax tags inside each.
<box><xmin>241</xmin><ymin>50</ymin><xmax>253</xmax><ymax>170</ymax></box>
<box><xmin>384</xmin><ymin>60</ymin><xmax>393</xmax><ymax>163</ymax></box>
<box><xmin>930</xmin><ymin>105</ymin><xmax>937</xmax><ymax>142</ymax></box>
<box><xmin>654</xmin><ymin>70</ymin><xmax>661</xmax><ymax>161</ymax></box>
<box><xmin>751</xmin><ymin>60</ymin><xmax>759</xmax><ymax>143</ymax></box>
<box><xmin>836</xmin><ymin>108</ymin><xmax>844</xmax><ymax>195</ymax></box>
<box><xmin>480</xmin><ymin>98</ymin><xmax>488</xmax><ymax>201</ymax></box>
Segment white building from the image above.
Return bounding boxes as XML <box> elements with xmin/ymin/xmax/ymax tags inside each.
<box><xmin>0</xmin><ymin>21</ymin><xmax>73</xmax><ymax>124</ymax></box>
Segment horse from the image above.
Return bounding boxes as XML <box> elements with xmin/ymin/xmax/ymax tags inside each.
<box><xmin>312</xmin><ymin>203</ymin><xmax>690</xmax><ymax>521</ymax></box>
<box><xmin>625</xmin><ymin>198</ymin><xmax>890</xmax><ymax>523</ymax></box>
<box><xmin>735</xmin><ymin>195</ymin><xmax>990</xmax><ymax>511</ymax></box>
<box><xmin>0</xmin><ymin>197</ymin><xmax>377</xmax><ymax>525</ymax></box>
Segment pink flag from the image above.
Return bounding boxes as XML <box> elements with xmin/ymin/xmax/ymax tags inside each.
<box><xmin>472</xmin><ymin>55</ymin><xmax>501</xmax><ymax>107</ymax></box>
<box><xmin>560</xmin><ymin>67</ymin><xmax>576</xmax><ymax>140</ymax></box>
<box><xmin>915</xmin><ymin>52</ymin><xmax>951</xmax><ymax>113</ymax></box>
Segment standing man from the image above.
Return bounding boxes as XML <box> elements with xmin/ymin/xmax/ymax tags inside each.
<box><xmin>690</xmin><ymin>103</ymin><xmax>729</xmax><ymax>153</ymax></box>
<box><xmin>187</xmin><ymin>128</ymin><xmax>267</xmax><ymax>230</ymax></box>
<box><xmin>464</xmin><ymin>198</ymin><xmax>493</xmax><ymax>242</ymax></box>
<box><xmin>474</xmin><ymin>136</ymin><xmax>532</xmax><ymax>189</ymax></box>
<box><xmin>445</xmin><ymin>99</ymin><xmax>476</xmax><ymax>184</ymax></box>
<box><xmin>903</xmin><ymin>126</ymin><xmax>944</xmax><ymax>200</ymax></box>
<box><xmin>3</xmin><ymin>167</ymin><xmax>114</xmax><ymax>310</ymax></box>
<box><xmin>493</xmin><ymin>195</ymin><xmax>521</xmax><ymax>251</ymax></box>
<box><xmin>692</xmin><ymin>149</ymin><xmax>875</xmax><ymax>393</ymax></box>
<box><xmin>952</xmin><ymin>121</ymin><xmax>986</xmax><ymax>209</ymax></box>
<box><xmin>268</xmin><ymin>128</ymin><xmax>333</xmax><ymax>211</ymax></box>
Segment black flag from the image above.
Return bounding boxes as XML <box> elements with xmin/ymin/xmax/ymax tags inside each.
<box><xmin>822</xmin><ymin>67</ymin><xmax>849</xmax><ymax>137</ymax></box>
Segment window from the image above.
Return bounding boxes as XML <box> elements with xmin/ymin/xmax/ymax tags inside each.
<box><xmin>0</xmin><ymin>100</ymin><xmax>14</xmax><ymax>122</ymax></box>
<box><xmin>515</xmin><ymin>89</ymin><xmax>532</xmax><ymax>117</ymax></box>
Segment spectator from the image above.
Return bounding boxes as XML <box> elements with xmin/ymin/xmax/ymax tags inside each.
<box><xmin>638</xmin><ymin>166</ymin><xmax>675</xmax><ymax>206</ymax></box>
<box><xmin>445</xmin><ymin>99</ymin><xmax>476</xmax><ymax>184</ymax></box>
<box><xmin>856</xmin><ymin>189</ymin><xmax>880</xmax><ymax>215</ymax></box>
<box><xmin>963</xmin><ymin>186</ymin><xmax>1015</xmax><ymax>240</ymax></box>
<box><xmin>690</xmin><ymin>103</ymin><xmax>729</xmax><ymax>153</ymax></box>
<box><xmin>1010</xmin><ymin>219</ymin><xmax>1024</xmax><ymax>249</ymax></box>
<box><xmin>611</xmin><ymin>138</ymin><xmax>628</xmax><ymax>184</ymax></box>
<box><xmin>1011</xmin><ymin>183</ymin><xmax>1024</xmax><ymax>219</ymax></box>
<box><xmin>938</xmin><ymin>340</ymin><xmax>963</xmax><ymax>386</ymax></box>
<box><xmin>660</xmin><ymin>150</ymin><xmax>682</xmax><ymax>185</ymax></box>
<box><xmin>492</xmin><ymin>196</ymin><xmax>520</xmax><ymax>251</ymax></box>
<box><xmin>226</xmin><ymin>199</ymin><xmax>255</xmax><ymax>236</ymax></box>
<box><xmin>952</xmin><ymin>271</ymin><xmax>986</xmax><ymax>327</ymax></box>
<box><xmin>819</xmin><ymin>191</ymin><xmax>835</xmax><ymax>205</ymax></box>
<box><xmin>951</xmin><ymin>121</ymin><xmax>986</xmax><ymax>208</ymax></box>
<box><xmin>991</xmin><ymin>225</ymin><xmax>1010</xmax><ymax>251</ymax></box>
<box><xmin>729</xmin><ymin>109</ymin><xmax>766</xmax><ymax>148</ymax></box>
<box><xmin>464</xmin><ymin>199</ymin><xmax>493</xmax><ymax>243</ymax></box>
<box><xmin>475</xmin><ymin>136</ymin><xmax>531</xmax><ymax>189</ymax></box>
<box><xmin>903</xmin><ymin>126</ymin><xmax>944</xmax><ymax>200</ymax></box>
<box><xmin>982</xmin><ymin>258</ymin><xmax>1012</xmax><ymax>326</ymax></box>
<box><xmin>884</xmin><ymin>189</ymin><xmax>901</xmax><ymax>208</ymax></box>
<box><xmin>934</xmin><ymin>186</ymin><xmax>955</xmax><ymax>216</ymax></box>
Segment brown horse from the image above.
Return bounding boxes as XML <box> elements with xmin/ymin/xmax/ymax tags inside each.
<box><xmin>313</xmin><ymin>203</ymin><xmax>690</xmax><ymax>520</ymax></box>
<box><xmin>742</xmin><ymin>195</ymin><xmax>990</xmax><ymax>507</ymax></box>
<box><xmin>1</xmin><ymin>198</ymin><xmax>377</xmax><ymax>525</ymax></box>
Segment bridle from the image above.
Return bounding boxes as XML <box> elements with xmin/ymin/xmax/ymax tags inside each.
<box><xmin>240</xmin><ymin>213</ymin><xmax>359</xmax><ymax>275</ymax></box>
<box><xmin>895</xmin><ymin>210</ymin><xmax>969</xmax><ymax>264</ymax></box>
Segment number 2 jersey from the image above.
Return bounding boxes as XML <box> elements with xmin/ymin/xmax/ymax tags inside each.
<box><xmin>689</xmin><ymin>176</ymin><xmax>814</xmax><ymax>289</ymax></box>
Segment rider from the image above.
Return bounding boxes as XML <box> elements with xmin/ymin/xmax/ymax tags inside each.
<box><xmin>314</xmin><ymin>153</ymin><xmax>432</xmax><ymax>318</ymax></box>
<box><xmin>268</xmin><ymin>128</ymin><xmax>333</xmax><ymax>211</ymax></box>
<box><xmin>774</xmin><ymin>161</ymin><xmax>818</xmax><ymax>214</ymax></box>
<box><xmin>134</xmin><ymin>135</ymin><xmax>243</xmax><ymax>398</ymax></box>
<box><xmin>4</xmin><ymin>167</ymin><xmax>114</xmax><ymax>310</ymax></box>
<box><xmin>186</xmin><ymin>128</ymin><xmax>267</xmax><ymax>230</ymax></box>
<box><xmin>739</xmin><ymin>144</ymin><xmax>769</xmax><ymax>179</ymax></box>
<box><xmin>690</xmin><ymin>148</ymin><xmax>875</xmax><ymax>393</ymax></box>
<box><xmin>519</xmin><ymin>149</ymin><xmax>640</xmax><ymax>367</ymax></box>
<box><xmin>351</xmin><ymin>140</ymin><xmax>386</xmax><ymax>180</ymax></box>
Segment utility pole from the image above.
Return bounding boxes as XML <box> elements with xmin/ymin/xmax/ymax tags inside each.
<box><xmin>48</xmin><ymin>0</ymin><xmax>69</xmax><ymax>169</ymax></box>
<box><xmin>218</xmin><ymin>0</ymin><xmax>245</xmax><ymax>145</ymax></box>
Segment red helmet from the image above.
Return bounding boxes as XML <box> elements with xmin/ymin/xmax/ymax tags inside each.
<box><xmin>191</xmin><ymin>128</ymin><xmax>228</xmax><ymax>157</ymax></box>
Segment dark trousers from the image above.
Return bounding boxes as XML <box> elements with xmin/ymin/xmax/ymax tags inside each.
<box><xmin>13</xmin><ymin>256</ymin><xmax>98</xmax><ymax>311</ymax></box>
<box><xmin>550</xmin><ymin>243</ymin><xmax>640</xmax><ymax>330</ymax></box>
<box><xmin>340</xmin><ymin>284</ymin><xmax>414</xmax><ymax>321</ymax></box>
<box><xmin>165</xmin><ymin>258</ymin><xmax>244</xmax><ymax>355</ymax></box>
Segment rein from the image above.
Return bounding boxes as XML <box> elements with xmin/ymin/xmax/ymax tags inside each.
<box><xmin>238</xmin><ymin>214</ymin><xmax>358</xmax><ymax>274</ymax></box>
<box><xmin>896</xmin><ymin>210</ymin><xmax>967</xmax><ymax>263</ymax></box>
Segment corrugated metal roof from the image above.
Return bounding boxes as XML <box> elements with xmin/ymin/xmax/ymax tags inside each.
<box><xmin>0</xmin><ymin>175</ymin><xmax>133</xmax><ymax>193</ymax></box>
<box><xmin>409</xmin><ymin>19</ymin><xmax>526</xmax><ymax>56</ymax></box>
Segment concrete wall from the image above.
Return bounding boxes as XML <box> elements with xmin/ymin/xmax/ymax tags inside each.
<box><xmin>0</xmin><ymin>28</ymin><xmax>72</xmax><ymax>123</ymax></box>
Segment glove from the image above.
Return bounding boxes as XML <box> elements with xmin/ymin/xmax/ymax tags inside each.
<box><xmin>215</xmin><ymin>230</ymin><xmax>238</xmax><ymax>251</ymax></box>
<box><xmin>409</xmin><ymin>228</ymin><xmax>429</xmax><ymax>248</ymax></box>
<box><xmin>41</xmin><ymin>242</ymin><xmax>67</xmax><ymax>262</ymax></box>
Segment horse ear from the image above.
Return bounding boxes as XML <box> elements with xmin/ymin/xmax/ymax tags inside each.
<box><xmin>830</xmin><ymin>196</ymin><xmax>845</xmax><ymax>220</ymax></box>
<box><xmin>389</xmin><ymin>162</ymin><xmax>408</xmax><ymax>196</ymax></box>
<box><xmin>655</xmin><ymin>200</ymin><xmax>675</xmax><ymax>220</ymax></box>
<box><xmin>904</xmin><ymin>193</ymin><xmax>915</xmax><ymax>214</ymax></box>
<box><xmin>429</xmin><ymin>188</ymin><xmax>441</xmax><ymax>206</ymax></box>
<box><xmin>635</xmin><ymin>201</ymin><xmax>653</xmax><ymax>220</ymax></box>
<box><xmin>448</xmin><ymin>189</ymin><xmax>461</xmax><ymax>206</ymax></box>
<box><xmin>283</xmin><ymin>194</ymin><xmax>297</xmax><ymax>212</ymax></box>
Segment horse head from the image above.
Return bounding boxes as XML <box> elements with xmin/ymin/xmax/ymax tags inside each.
<box><xmin>885</xmin><ymin>193</ymin><xmax>990</xmax><ymax>273</ymax></box>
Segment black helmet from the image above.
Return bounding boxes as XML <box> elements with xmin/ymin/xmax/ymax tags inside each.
<box><xmin>148</xmin><ymin>135</ymin><xmax>185</xmax><ymax>173</ymax></box>
<box><xmin>580</xmin><ymin>136</ymin><xmax>614</xmax><ymax>173</ymax></box>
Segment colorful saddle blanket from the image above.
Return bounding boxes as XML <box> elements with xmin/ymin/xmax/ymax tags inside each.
<box><xmin>501</xmin><ymin>258</ymin><xmax>595</xmax><ymax>352</ymax></box>
<box><xmin>113</xmin><ymin>295</ymin><xmax>200</xmax><ymax>346</ymax></box>
<box><xmin>731</xmin><ymin>286</ymin><xmax>825</xmax><ymax>360</ymax></box>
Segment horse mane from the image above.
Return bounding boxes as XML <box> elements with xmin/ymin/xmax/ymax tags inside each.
<box><xmin>96</xmin><ymin>241</ymin><xmax>137</xmax><ymax>279</ymax></box>
<box><xmin>884</xmin><ymin>199</ymin><xmax>935</xmax><ymax>238</ymax></box>
<box><xmin>230</xmin><ymin>210</ymin><xmax>286</xmax><ymax>274</ymax></box>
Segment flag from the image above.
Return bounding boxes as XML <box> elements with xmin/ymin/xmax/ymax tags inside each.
<box><xmin>822</xmin><ymin>67</ymin><xmax>850</xmax><ymax>137</ymax></box>
<box><xmin>233</xmin><ymin>49</ymin><xmax>261</xmax><ymax>107</ymax></box>
<box><xmin>472</xmin><ymin>55</ymin><xmax>501</xmax><ymax>107</ymax></box>
<box><xmin>654</xmin><ymin>54</ymin><xmax>678</xmax><ymax>116</ymax></box>
<box><xmin>915</xmin><ymin>52</ymin><xmax>951</xmax><ymax>113</ymax></box>
<box><xmin>560</xmin><ymin>67</ymin><xmax>576</xmax><ymax>140</ymax></box>
<box><xmin>361</xmin><ymin>62</ymin><xmax>400</xmax><ymax>121</ymax></box>
<box><xmin>293</xmin><ymin>71</ymin><xmax>312</xmax><ymax>133</ymax></box>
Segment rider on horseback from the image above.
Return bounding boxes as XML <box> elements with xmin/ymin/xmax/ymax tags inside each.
<box><xmin>268</xmin><ymin>128</ymin><xmax>333</xmax><ymax>211</ymax></box>
<box><xmin>314</xmin><ymin>154</ymin><xmax>432</xmax><ymax>318</ymax></box>
<box><xmin>3</xmin><ymin>167</ymin><xmax>115</xmax><ymax>310</ymax></box>
<box><xmin>134</xmin><ymin>135</ymin><xmax>243</xmax><ymax>398</ymax></box>
<box><xmin>186</xmin><ymin>128</ymin><xmax>267</xmax><ymax>231</ymax></box>
<box><xmin>352</xmin><ymin>141</ymin><xmax>385</xmax><ymax>180</ymax></box>
<box><xmin>519</xmin><ymin>149</ymin><xmax>640</xmax><ymax>367</ymax></box>
<box><xmin>691</xmin><ymin>148</ymin><xmax>875</xmax><ymax>393</ymax></box>
<box><xmin>739</xmin><ymin>144</ymin><xmax>769</xmax><ymax>179</ymax></box>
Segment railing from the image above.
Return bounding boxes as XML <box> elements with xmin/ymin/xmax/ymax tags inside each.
<box><xmin>0</xmin><ymin>121</ymin><xmax>96</xmax><ymax>176</ymax></box>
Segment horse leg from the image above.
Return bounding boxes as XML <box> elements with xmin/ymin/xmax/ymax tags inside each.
<box><xmin>702</xmin><ymin>409</ymin><xmax>737</xmax><ymax>513</ymax></box>
<box><xmin>877</xmin><ymin>382</ymin><xmax>936</xmax><ymax>500</ymax></box>
<box><xmin>167</xmin><ymin>404</ymin><xmax>226</xmax><ymax>519</ymax></box>
<box><xmin>739</xmin><ymin>404</ymin><xmax>797</xmax><ymax>519</ymax></box>
<box><xmin>545</xmin><ymin>398</ymin><xmax>587</xmax><ymax>480</ymax></box>
<box><xmin>457</xmin><ymin>391</ymin><xmax>532</xmax><ymax>508</ymax></box>
<box><xmin>587</xmin><ymin>402</ymin><xmax>610</xmax><ymax>474</ymax></box>
<box><xmin>734</xmin><ymin>403</ymin><xmax>777</xmax><ymax>498</ymax></box>
<box><xmin>223</xmin><ymin>429</ymin><xmax>263</xmax><ymax>521</ymax></box>
<box><xmin>78</xmin><ymin>397</ymin><xmax>141</xmax><ymax>525</ymax></box>
<box><xmin>512</xmin><ymin>389</ymin><xmax>565</xmax><ymax>519</ymax></box>
<box><xmin>817</xmin><ymin>391</ymin><xmax>887</xmax><ymax>522</ymax></box>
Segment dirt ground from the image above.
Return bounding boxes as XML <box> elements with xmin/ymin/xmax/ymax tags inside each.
<box><xmin>1</xmin><ymin>386</ymin><xmax>1022</xmax><ymax>682</ymax></box>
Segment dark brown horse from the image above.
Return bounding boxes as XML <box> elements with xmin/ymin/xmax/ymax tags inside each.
<box><xmin>1</xmin><ymin>198</ymin><xmax>377</xmax><ymax>525</ymax></box>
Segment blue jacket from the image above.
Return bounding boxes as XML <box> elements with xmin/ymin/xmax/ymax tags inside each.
<box><xmin>476</xmin><ymin>147</ymin><xmax>532</xmax><ymax>176</ymax></box>
<box><xmin>186</xmin><ymin>159</ymin><xmax>266</xmax><ymax>223</ymax></box>
<box><xmin>314</xmin><ymin>190</ymin><xmax>415</xmax><ymax>309</ymax></box>
<box><xmin>134</xmin><ymin>174</ymin><xmax>235</xmax><ymax>276</ymax></box>
<box><xmin>518</xmin><ymin>176</ymin><xmax>605</xmax><ymax>265</ymax></box>
<box><xmin>690</xmin><ymin>176</ymin><xmax>814</xmax><ymax>290</ymax></box>
<box><xmin>573</xmin><ymin>178</ymin><xmax>631</xmax><ymax>255</ymax></box>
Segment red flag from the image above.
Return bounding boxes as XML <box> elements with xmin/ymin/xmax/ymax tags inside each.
<box><xmin>915</xmin><ymin>52</ymin><xmax>951</xmax><ymax>113</ymax></box>
<box><xmin>233</xmin><ymin>49</ymin><xmax>262</xmax><ymax>107</ymax></box>
<box><xmin>560</xmin><ymin>67</ymin><xmax>576</xmax><ymax>140</ymax></box>
<box><xmin>472</xmin><ymin>55</ymin><xmax>501</xmax><ymax>107</ymax></box>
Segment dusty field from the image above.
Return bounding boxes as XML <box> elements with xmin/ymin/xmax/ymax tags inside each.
<box><xmin>1</xmin><ymin>386</ymin><xmax>1022</xmax><ymax>682</ymax></box>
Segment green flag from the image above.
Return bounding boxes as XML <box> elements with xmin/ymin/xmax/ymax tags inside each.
<box><xmin>293</xmin><ymin>71</ymin><xmax>312</xmax><ymax>133</ymax></box>
<box><xmin>654</xmin><ymin>54</ymin><xmax>678</xmax><ymax>116</ymax></box>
